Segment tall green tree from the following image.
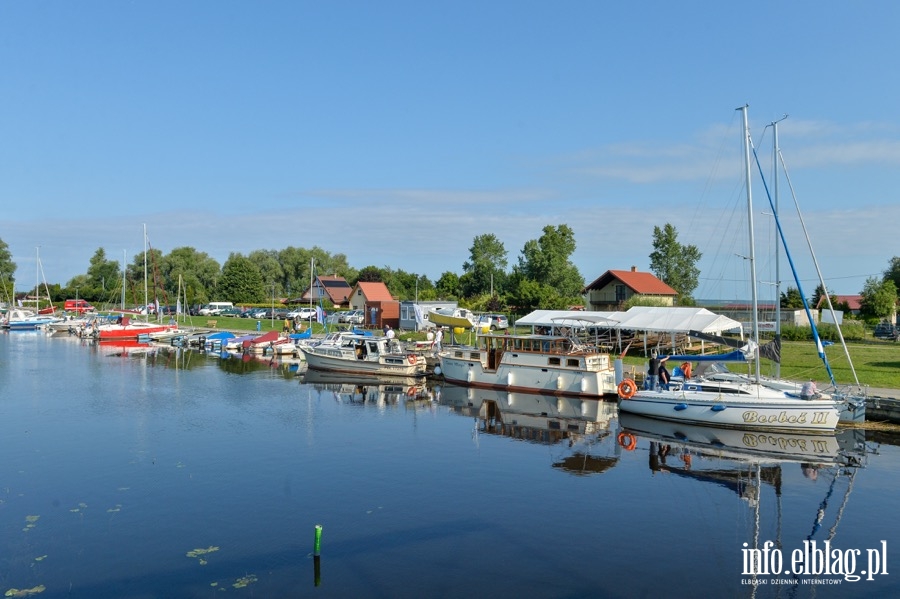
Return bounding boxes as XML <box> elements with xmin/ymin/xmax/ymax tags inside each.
<box><xmin>84</xmin><ymin>248</ymin><xmax>121</xmax><ymax>301</ymax></box>
<box><xmin>219</xmin><ymin>253</ymin><xmax>266</xmax><ymax>304</ymax></box>
<box><xmin>126</xmin><ymin>248</ymin><xmax>165</xmax><ymax>307</ymax></box>
<box><xmin>435</xmin><ymin>271</ymin><xmax>460</xmax><ymax>299</ymax></box>
<box><xmin>883</xmin><ymin>256</ymin><xmax>900</xmax><ymax>291</ymax></box>
<box><xmin>649</xmin><ymin>223</ymin><xmax>702</xmax><ymax>303</ymax></box>
<box><xmin>357</xmin><ymin>266</ymin><xmax>385</xmax><ymax>282</ymax></box>
<box><xmin>515</xmin><ymin>224</ymin><xmax>583</xmax><ymax>299</ymax></box>
<box><xmin>859</xmin><ymin>277</ymin><xmax>898</xmax><ymax>320</ymax></box>
<box><xmin>161</xmin><ymin>247</ymin><xmax>220</xmax><ymax>306</ymax></box>
<box><xmin>780</xmin><ymin>286</ymin><xmax>805</xmax><ymax>309</ymax></box>
<box><xmin>462</xmin><ymin>233</ymin><xmax>508</xmax><ymax>298</ymax></box>
<box><xmin>0</xmin><ymin>237</ymin><xmax>17</xmax><ymax>302</ymax></box>
<box><xmin>248</xmin><ymin>250</ymin><xmax>285</xmax><ymax>296</ymax></box>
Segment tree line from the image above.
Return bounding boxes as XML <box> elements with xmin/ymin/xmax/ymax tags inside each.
<box><xmin>0</xmin><ymin>226</ymin><xmax>897</xmax><ymax>321</ymax></box>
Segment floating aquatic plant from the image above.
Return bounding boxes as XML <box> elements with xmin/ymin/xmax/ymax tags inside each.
<box><xmin>34</xmin><ymin>556</ymin><xmax>47</xmax><ymax>562</ymax></box>
<box><xmin>186</xmin><ymin>546</ymin><xmax>220</xmax><ymax>566</ymax></box>
<box><xmin>106</xmin><ymin>505</ymin><xmax>121</xmax><ymax>513</ymax></box>
<box><xmin>22</xmin><ymin>515</ymin><xmax>39</xmax><ymax>532</ymax></box>
<box><xmin>4</xmin><ymin>585</ymin><xmax>46</xmax><ymax>597</ymax></box>
<box><xmin>233</xmin><ymin>574</ymin><xmax>257</xmax><ymax>589</ymax></box>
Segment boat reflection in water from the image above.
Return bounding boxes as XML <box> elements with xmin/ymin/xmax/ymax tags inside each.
<box><xmin>92</xmin><ymin>338</ymin><xmax>158</xmax><ymax>358</ymax></box>
<box><xmin>439</xmin><ymin>384</ymin><xmax>620</xmax><ymax>475</ymax></box>
<box><xmin>301</xmin><ymin>368</ymin><xmax>432</xmax><ymax>405</ymax></box>
<box><xmin>617</xmin><ymin>413</ymin><xmax>866</xmax><ymax>470</ymax></box>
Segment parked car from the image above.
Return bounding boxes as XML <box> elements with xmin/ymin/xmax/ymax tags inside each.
<box><xmin>219</xmin><ymin>307</ymin><xmax>244</xmax><ymax>317</ymax></box>
<box><xmin>340</xmin><ymin>309</ymin><xmax>364</xmax><ymax>325</ymax></box>
<box><xmin>287</xmin><ymin>307</ymin><xmax>317</xmax><ymax>320</ymax></box>
<box><xmin>64</xmin><ymin>299</ymin><xmax>95</xmax><ymax>314</ymax></box>
<box><xmin>485</xmin><ymin>313</ymin><xmax>509</xmax><ymax>330</ymax></box>
<box><xmin>874</xmin><ymin>321</ymin><xmax>899</xmax><ymax>340</ymax></box>
<box><xmin>242</xmin><ymin>309</ymin><xmax>268</xmax><ymax>319</ymax></box>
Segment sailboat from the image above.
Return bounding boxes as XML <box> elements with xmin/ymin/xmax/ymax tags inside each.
<box><xmin>2</xmin><ymin>247</ymin><xmax>62</xmax><ymax>330</ymax></box>
<box><xmin>618</xmin><ymin>106</ymin><xmax>846</xmax><ymax>433</ymax></box>
<box><xmin>91</xmin><ymin>226</ymin><xmax>177</xmax><ymax>341</ymax></box>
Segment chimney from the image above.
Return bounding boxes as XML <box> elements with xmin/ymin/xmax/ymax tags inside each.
<box><xmin>631</xmin><ymin>266</ymin><xmax>637</xmax><ymax>272</ymax></box>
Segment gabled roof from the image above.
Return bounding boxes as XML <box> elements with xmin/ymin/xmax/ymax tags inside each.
<box><xmin>317</xmin><ymin>275</ymin><xmax>352</xmax><ymax>304</ymax></box>
<box><xmin>816</xmin><ymin>295</ymin><xmax>862</xmax><ymax>311</ymax></box>
<box><xmin>355</xmin><ymin>281</ymin><xmax>395</xmax><ymax>302</ymax></box>
<box><xmin>582</xmin><ymin>269</ymin><xmax>677</xmax><ymax>296</ymax></box>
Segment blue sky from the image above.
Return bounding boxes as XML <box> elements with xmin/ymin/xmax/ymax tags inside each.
<box><xmin>2</xmin><ymin>1</ymin><xmax>898</xmax><ymax>300</ymax></box>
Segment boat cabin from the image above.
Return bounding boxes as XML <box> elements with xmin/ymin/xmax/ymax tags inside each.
<box><xmin>449</xmin><ymin>333</ymin><xmax>611</xmax><ymax>372</ymax></box>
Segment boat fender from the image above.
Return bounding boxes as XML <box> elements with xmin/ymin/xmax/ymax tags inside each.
<box><xmin>617</xmin><ymin>432</ymin><xmax>637</xmax><ymax>451</ymax></box>
<box><xmin>618</xmin><ymin>379</ymin><xmax>637</xmax><ymax>399</ymax></box>
<box><xmin>674</xmin><ymin>403</ymin><xmax>688</xmax><ymax>411</ymax></box>
<box><xmin>711</xmin><ymin>404</ymin><xmax>726</xmax><ymax>412</ymax></box>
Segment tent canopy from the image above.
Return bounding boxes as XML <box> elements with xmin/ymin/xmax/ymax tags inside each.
<box><xmin>515</xmin><ymin>307</ymin><xmax>742</xmax><ymax>337</ymax></box>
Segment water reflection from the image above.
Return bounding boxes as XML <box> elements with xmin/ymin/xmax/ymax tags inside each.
<box><xmin>301</xmin><ymin>368</ymin><xmax>431</xmax><ymax>405</ymax></box>
<box><xmin>439</xmin><ymin>384</ymin><xmax>620</xmax><ymax>475</ymax></box>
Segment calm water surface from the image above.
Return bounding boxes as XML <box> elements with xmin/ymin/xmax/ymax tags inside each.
<box><xmin>1</xmin><ymin>332</ymin><xmax>898</xmax><ymax>598</ymax></box>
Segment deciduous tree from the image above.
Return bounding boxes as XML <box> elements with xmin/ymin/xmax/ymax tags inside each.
<box><xmin>515</xmin><ymin>225</ymin><xmax>583</xmax><ymax>299</ymax></box>
<box><xmin>649</xmin><ymin>223</ymin><xmax>701</xmax><ymax>303</ymax></box>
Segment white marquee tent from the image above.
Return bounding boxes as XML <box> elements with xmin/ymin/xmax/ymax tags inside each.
<box><xmin>515</xmin><ymin>307</ymin><xmax>743</xmax><ymax>354</ymax></box>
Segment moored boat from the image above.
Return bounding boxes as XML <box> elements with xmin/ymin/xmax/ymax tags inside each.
<box><xmin>300</xmin><ymin>334</ymin><xmax>426</xmax><ymax>377</ymax></box>
<box><xmin>94</xmin><ymin>315</ymin><xmax>178</xmax><ymax>341</ymax></box>
<box><xmin>2</xmin><ymin>308</ymin><xmax>62</xmax><ymax>330</ymax></box>
<box><xmin>618</xmin><ymin>106</ymin><xmax>845</xmax><ymax>433</ymax></box>
<box><xmin>438</xmin><ymin>332</ymin><xmax>618</xmax><ymax>397</ymax></box>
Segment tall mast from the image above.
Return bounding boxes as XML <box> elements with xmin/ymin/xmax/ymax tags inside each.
<box><xmin>739</xmin><ymin>105</ymin><xmax>761</xmax><ymax>383</ymax></box>
<box><xmin>122</xmin><ymin>250</ymin><xmax>127</xmax><ymax>309</ymax></box>
<box><xmin>35</xmin><ymin>246</ymin><xmax>40</xmax><ymax>310</ymax></box>
<box><xmin>771</xmin><ymin>116</ymin><xmax>785</xmax><ymax>378</ymax></box>
<box><xmin>143</xmin><ymin>223</ymin><xmax>148</xmax><ymax>315</ymax></box>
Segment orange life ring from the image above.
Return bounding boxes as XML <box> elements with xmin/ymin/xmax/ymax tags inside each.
<box><xmin>617</xmin><ymin>432</ymin><xmax>637</xmax><ymax>451</ymax></box>
<box><xmin>407</xmin><ymin>354</ymin><xmax>416</xmax><ymax>365</ymax></box>
<box><xmin>406</xmin><ymin>387</ymin><xmax>417</xmax><ymax>397</ymax></box>
<box><xmin>618</xmin><ymin>379</ymin><xmax>637</xmax><ymax>399</ymax></box>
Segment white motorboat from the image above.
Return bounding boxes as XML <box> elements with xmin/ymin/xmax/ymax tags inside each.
<box><xmin>299</xmin><ymin>334</ymin><xmax>426</xmax><ymax>377</ymax></box>
<box><xmin>438</xmin><ymin>331</ymin><xmax>618</xmax><ymax>397</ymax></box>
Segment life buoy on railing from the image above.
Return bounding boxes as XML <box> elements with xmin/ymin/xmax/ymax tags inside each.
<box><xmin>618</xmin><ymin>379</ymin><xmax>637</xmax><ymax>399</ymax></box>
<box><xmin>617</xmin><ymin>432</ymin><xmax>637</xmax><ymax>451</ymax></box>
<box><xmin>406</xmin><ymin>386</ymin><xmax>417</xmax><ymax>397</ymax></box>
<box><xmin>407</xmin><ymin>354</ymin><xmax>416</xmax><ymax>365</ymax></box>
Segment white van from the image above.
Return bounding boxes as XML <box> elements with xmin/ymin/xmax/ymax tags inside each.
<box><xmin>199</xmin><ymin>301</ymin><xmax>234</xmax><ymax>316</ymax></box>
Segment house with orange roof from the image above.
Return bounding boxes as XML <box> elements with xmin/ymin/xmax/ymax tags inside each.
<box><xmin>349</xmin><ymin>281</ymin><xmax>399</xmax><ymax>329</ymax></box>
<box><xmin>582</xmin><ymin>266</ymin><xmax>678</xmax><ymax>311</ymax></box>
<box><xmin>298</xmin><ymin>274</ymin><xmax>353</xmax><ymax>308</ymax></box>
<box><xmin>816</xmin><ymin>294</ymin><xmax>862</xmax><ymax>316</ymax></box>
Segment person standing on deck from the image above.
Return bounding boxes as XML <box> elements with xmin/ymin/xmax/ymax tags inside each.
<box><xmin>648</xmin><ymin>351</ymin><xmax>668</xmax><ymax>391</ymax></box>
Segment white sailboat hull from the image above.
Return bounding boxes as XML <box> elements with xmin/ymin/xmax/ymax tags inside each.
<box><xmin>618</xmin><ymin>386</ymin><xmax>841</xmax><ymax>432</ymax></box>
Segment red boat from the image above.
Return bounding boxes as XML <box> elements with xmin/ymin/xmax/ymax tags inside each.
<box><xmin>96</xmin><ymin>316</ymin><xmax>178</xmax><ymax>341</ymax></box>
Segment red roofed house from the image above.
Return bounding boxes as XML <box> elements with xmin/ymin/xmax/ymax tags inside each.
<box><xmin>349</xmin><ymin>281</ymin><xmax>399</xmax><ymax>329</ymax></box>
<box><xmin>300</xmin><ymin>275</ymin><xmax>353</xmax><ymax>308</ymax></box>
<box><xmin>582</xmin><ymin>266</ymin><xmax>678</xmax><ymax>311</ymax></box>
<box><xmin>816</xmin><ymin>295</ymin><xmax>862</xmax><ymax>317</ymax></box>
